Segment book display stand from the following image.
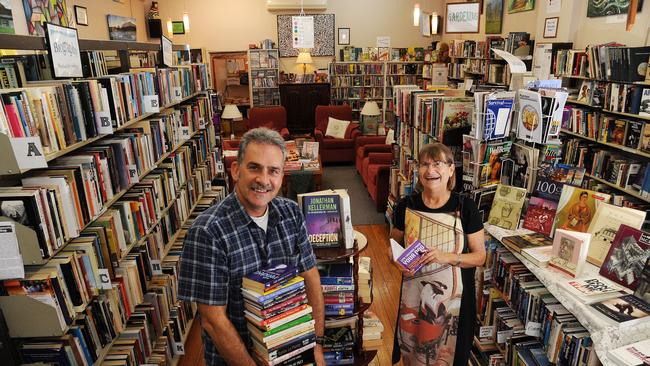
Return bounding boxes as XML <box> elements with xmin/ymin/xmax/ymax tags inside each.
<box><xmin>314</xmin><ymin>230</ymin><xmax>377</xmax><ymax>365</ymax></box>
<box><xmin>248</xmin><ymin>48</ymin><xmax>280</xmax><ymax>107</ymax></box>
<box><xmin>0</xmin><ymin>32</ymin><xmax>226</xmax><ymax>365</ymax></box>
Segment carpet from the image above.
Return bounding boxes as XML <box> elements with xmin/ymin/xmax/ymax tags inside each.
<box><xmin>320</xmin><ymin>165</ymin><xmax>388</xmax><ymax>225</ymax></box>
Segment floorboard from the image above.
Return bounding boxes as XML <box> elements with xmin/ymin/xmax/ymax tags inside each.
<box><xmin>179</xmin><ymin>223</ymin><xmax>403</xmax><ymax>366</ymax></box>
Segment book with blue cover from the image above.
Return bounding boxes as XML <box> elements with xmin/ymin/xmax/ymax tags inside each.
<box><xmin>317</xmin><ymin>263</ymin><xmax>353</xmax><ymax>285</ymax></box>
<box><xmin>484</xmin><ymin>98</ymin><xmax>514</xmax><ymax>140</ymax></box>
<box><xmin>243</xmin><ymin>264</ymin><xmax>299</xmax><ymax>294</ymax></box>
<box><xmin>242</xmin><ymin>277</ymin><xmax>305</xmax><ymax>305</ymax></box>
<box><xmin>302</xmin><ymin>194</ymin><xmax>342</xmax><ymax>248</ymax></box>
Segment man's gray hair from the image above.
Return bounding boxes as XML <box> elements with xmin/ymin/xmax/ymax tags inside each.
<box><xmin>237</xmin><ymin>127</ymin><xmax>287</xmax><ymax>164</ymax></box>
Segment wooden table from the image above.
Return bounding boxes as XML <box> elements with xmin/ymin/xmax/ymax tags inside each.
<box><xmin>282</xmin><ymin>157</ymin><xmax>323</xmax><ymax>196</ymax></box>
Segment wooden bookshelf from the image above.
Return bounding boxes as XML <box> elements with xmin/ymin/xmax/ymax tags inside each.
<box><xmin>585</xmin><ymin>173</ymin><xmax>650</xmax><ymax>203</ymax></box>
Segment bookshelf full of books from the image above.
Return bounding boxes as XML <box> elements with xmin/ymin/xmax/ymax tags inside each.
<box><xmin>0</xmin><ymin>34</ymin><xmax>228</xmax><ymax>366</ymax></box>
<box><xmin>248</xmin><ymin>49</ymin><xmax>280</xmax><ymax>107</ymax></box>
<box><xmin>555</xmin><ymin>42</ymin><xmax>650</xmax><ymax>205</ymax></box>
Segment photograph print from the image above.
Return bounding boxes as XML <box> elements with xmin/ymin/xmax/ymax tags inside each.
<box><xmin>587</xmin><ymin>0</ymin><xmax>644</xmax><ymax>17</ymax></box>
<box><xmin>507</xmin><ymin>0</ymin><xmax>535</xmax><ymax>13</ymax></box>
<box><xmin>107</xmin><ymin>14</ymin><xmax>136</xmax><ymax>41</ymax></box>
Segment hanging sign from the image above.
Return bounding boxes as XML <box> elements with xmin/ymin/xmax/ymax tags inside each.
<box><xmin>292</xmin><ymin>16</ymin><xmax>314</xmax><ymax>49</ymax></box>
<box><xmin>445</xmin><ymin>2</ymin><xmax>480</xmax><ymax>33</ymax></box>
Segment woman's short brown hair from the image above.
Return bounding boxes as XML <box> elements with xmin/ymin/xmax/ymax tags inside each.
<box><xmin>416</xmin><ymin>142</ymin><xmax>456</xmax><ymax>192</ymax></box>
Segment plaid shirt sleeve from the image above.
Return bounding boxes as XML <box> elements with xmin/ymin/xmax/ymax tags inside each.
<box><xmin>178</xmin><ymin>223</ymin><xmax>229</xmax><ymax>305</ymax></box>
<box><xmin>294</xmin><ymin>205</ymin><xmax>316</xmax><ymax>274</ymax></box>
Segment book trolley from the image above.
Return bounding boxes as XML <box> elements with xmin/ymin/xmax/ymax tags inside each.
<box><xmin>0</xmin><ymin>33</ymin><xmax>227</xmax><ymax>365</ymax></box>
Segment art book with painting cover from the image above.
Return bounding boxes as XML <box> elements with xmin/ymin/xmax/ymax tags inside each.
<box><xmin>480</xmin><ymin>141</ymin><xmax>512</xmax><ymax>187</ymax></box>
<box><xmin>285</xmin><ymin>140</ymin><xmax>300</xmax><ymax>161</ymax></box>
<box><xmin>390</xmin><ymin>238</ymin><xmax>429</xmax><ymax>274</ymax></box>
<box><xmin>487</xmin><ymin>184</ymin><xmax>527</xmax><ymax>230</ymax></box>
<box><xmin>599</xmin><ymin>224</ymin><xmax>650</xmax><ymax>291</ymax></box>
<box><xmin>517</xmin><ymin>90</ymin><xmax>544</xmax><ymax>144</ymax></box>
<box><xmin>301</xmin><ymin>194</ymin><xmax>342</xmax><ymax>248</ymax></box>
<box><xmin>548</xmin><ymin>229</ymin><xmax>592</xmax><ymax>277</ymax></box>
<box><xmin>242</xmin><ymin>264</ymin><xmax>299</xmax><ymax>294</ymax></box>
<box><xmin>590</xmin><ymin>294</ymin><xmax>650</xmax><ymax>325</ymax></box>
<box><xmin>522</xmin><ymin>196</ymin><xmax>558</xmax><ymax>237</ymax></box>
<box><xmin>553</xmin><ymin>186</ymin><xmax>610</xmax><ymax>234</ymax></box>
<box><xmin>586</xmin><ymin>203</ymin><xmax>646</xmax><ymax>266</ymax></box>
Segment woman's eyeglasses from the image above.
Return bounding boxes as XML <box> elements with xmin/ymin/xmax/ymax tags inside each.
<box><xmin>418</xmin><ymin>161</ymin><xmax>452</xmax><ymax>169</ymax></box>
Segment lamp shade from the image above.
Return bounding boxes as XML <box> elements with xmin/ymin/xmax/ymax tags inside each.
<box><xmin>222</xmin><ymin>104</ymin><xmax>242</xmax><ymax>120</ymax></box>
<box><xmin>361</xmin><ymin>101</ymin><xmax>380</xmax><ymax>116</ymax></box>
<box><xmin>296</xmin><ymin>52</ymin><xmax>313</xmax><ymax>64</ymax></box>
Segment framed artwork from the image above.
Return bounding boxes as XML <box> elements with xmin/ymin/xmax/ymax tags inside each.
<box><xmin>507</xmin><ymin>0</ymin><xmax>535</xmax><ymax>13</ymax></box>
<box><xmin>107</xmin><ymin>14</ymin><xmax>136</xmax><ymax>41</ymax></box>
<box><xmin>44</xmin><ymin>22</ymin><xmax>82</xmax><ymax>78</ymax></box>
<box><xmin>587</xmin><ymin>0</ymin><xmax>643</xmax><ymax>17</ymax></box>
<box><xmin>420</xmin><ymin>12</ymin><xmax>431</xmax><ymax>36</ymax></box>
<box><xmin>23</xmin><ymin>0</ymin><xmax>70</xmax><ymax>36</ymax></box>
<box><xmin>338</xmin><ymin>27</ymin><xmax>350</xmax><ymax>45</ymax></box>
<box><xmin>277</xmin><ymin>14</ymin><xmax>335</xmax><ymax>57</ymax></box>
<box><xmin>485</xmin><ymin>0</ymin><xmax>504</xmax><ymax>34</ymax></box>
<box><xmin>543</xmin><ymin>17</ymin><xmax>559</xmax><ymax>38</ymax></box>
<box><xmin>445</xmin><ymin>2</ymin><xmax>480</xmax><ymax>33</ymax></box>
<box><xmin>74</xmin><ymin>5</ymin><xmax>87</xmax><ymax>26</ymax></box>
<box><xmin>171</xmin><ymin>20</ymin><xmax>185</xmax><ymax>34</ymax></box>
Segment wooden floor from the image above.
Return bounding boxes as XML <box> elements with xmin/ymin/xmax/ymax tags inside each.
<box><xmin>178</xmin><ymin>224</ymin><xmax>403</xmax><ymax>366</ymax></box>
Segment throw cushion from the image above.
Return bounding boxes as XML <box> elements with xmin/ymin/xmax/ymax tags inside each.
<box><xmin>325</xmin><ymin>117</ymin><xmax>350</xmax><ymax>139</ymax></box>
<box><xmin>385</xmin><ymin>128</ymin><xmax>395</xmax><ymax>145</ymax></box>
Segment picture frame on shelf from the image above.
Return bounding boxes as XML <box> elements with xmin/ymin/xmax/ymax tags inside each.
<box><xmin>544</xmin><ymin>17</ymin><xmax>559</xmax><ymax>38</ymax></box>
<box><xmin>445</xmin><ymin>2</ymin><xmax>480</xmax><ymax>33</ymax></box>
<box><xmin>338</xmin><ymin>27</ymin><xmax>350</xmax><ymax>45</ymax></box>
<box><xmin>44</xmin><ymin>22</ymin><xmax>83</xmax><ymax>78</ymax></box>
<box><xmin>172</xmin><ymin>21</ymin><xmax>185</xmax><ymax>35</ymax></box>
<box><xmin>74</xmin><ymin>5</ymin><xmax>87</xmax><ymax>26</ymax></box>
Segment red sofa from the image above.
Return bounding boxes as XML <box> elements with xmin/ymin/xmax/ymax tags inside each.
<box><xmin>362</xmin><ymin>152</ymin><xmax>392</xmax><ymax>212</ymax></box>
<box><xmin>314</xmin><ymin>105</ymin><xmax>360</xmax><ymax>164</ymax></box>
<box><xmin>248</xmin><ymin>106</ymin><xmax>290</xmax><ymax>140</ymax></box>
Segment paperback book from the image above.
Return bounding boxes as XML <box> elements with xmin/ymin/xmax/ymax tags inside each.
<box><xmin>390</xmin><ymin>238</ymin><xmax>429</xmax><ymax>274</ymax></box>
<box><xmin>590</xmin><ymin>294</ymin><xmax>650</xmax><ymax>326</ymax></box>
<box><xmin>242</xmin><ymin>264</ymin><xmax>299</xmax><ymax>294</ymax></box>
<box><xmin>487</xmin><ymin>184</ymin><xmax>527</xmax><ymax>230</ymax></box>
<box><xmin>302</xmin><ymin>194</ymin><xmax>342</xmax><ymax>248</ymax></box>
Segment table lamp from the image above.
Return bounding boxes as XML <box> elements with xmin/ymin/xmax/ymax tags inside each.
<box><xmin>296</xmin><ymin>51</ymin><xmax>313</xmax><ymax>80</ymax></box>
<box><xmin>221</xmin><ymin>104</ymin><xmax>242</xmax><ymax>139</ymax></box>
<box><xmin>360</xmin><ymin>101</ymin><xmax>381</xmax><ymax>135</ymax></box>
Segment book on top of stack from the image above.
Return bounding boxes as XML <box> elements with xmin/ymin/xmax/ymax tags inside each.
<box><xmin>242</xmin><ymin>264</ymin><xmax>316</xmax><ymax>366</ymax></box>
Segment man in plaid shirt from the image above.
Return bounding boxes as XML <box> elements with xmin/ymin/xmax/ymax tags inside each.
<box><xmin>178</xmin><ymin>128</ymin><xmax>325</xmax><ymax>365</ymax></box>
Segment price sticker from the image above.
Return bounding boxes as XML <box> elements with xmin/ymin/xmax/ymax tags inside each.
<box><xmin>173</xmin><ymin>342</ymin><xmax>185</xmax><ymax>355</ymax></box>
<box><xmin>98</xmin><ymin>269</ymin><xmax>112</xmax><ymax>290</ymax></box>
<box><xmin>128</xmin><ymin>164</ymin><xmax>139</xmax><ymax>183</ymax></box>
<box><xmin>525</xmin><ymin>321</ymin><xmax>541</xmax><ymax>337</ymax></box>
<box><xmin>144</xmin><ymin>95</ymin><xmax>160</xmax><ymax>113</ymax></box>
<box><xmin>496</xmin><ymin>330</ymin><xmax>513</xmax><ymax>344</ymax></box>
<box><xmin>96</xmin><ymin>111</ymin><xmax>113</xmax><ymax>134</ymax></box>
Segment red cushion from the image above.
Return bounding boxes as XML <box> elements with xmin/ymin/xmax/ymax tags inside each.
<box><xmin>321</xmin><ymin>138</ymin><xmax>355</xmax><ymax>149</ymax></box>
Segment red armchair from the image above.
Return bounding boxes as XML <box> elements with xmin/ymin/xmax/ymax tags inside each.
<box><xmin>355</xmin><ymin>135</ymin><xmax>392</xmax><ymax>175</ymax></box>
<box><xmin>222</xmin><ymin>139</ymin><xmax>240</xmax><ymax>190</ymax></box>
<box><xmin>248</xmin><ymin>106</ymin><xmax>290</xmax><ymax>140</ymax></box>
<box><xmin>362</xmin><ymin>152</ymin><xmax>392</xmax><ymax>212</ymax></box>
<box><xmin>314</xmin><ymin>105</ymin><xmax>360</xmax><ymax>164</ymax></box>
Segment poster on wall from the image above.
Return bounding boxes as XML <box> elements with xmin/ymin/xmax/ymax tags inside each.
<box><xmin>292</xmin><ymin>16</ymin><xmax>314</xmax><ymax>49</ymax></box>
<box><xmin>107</xmin><ymin>14</ymin><xmax>136</xmax><ymax>41</ymax></box>
<box><xmin>23</xmin><ymin>0</ymin><xmax>69</xmax><ymax>36</ymax></box>
<box><xmin>508</xmin><ymin>0</ymin><xmax>535</xmax><ymax>13</ymax></box>
<box><xmin>277</xmin><ymin>14</ymin><xmax>334</xmax><ymax>57</ymax></box>
<box><xmin>485</xmin><ymin>0</ymin><xmax>504</xmax><ymax>34</ymax></box>
<box><xmin>445</xmin><ymin>2</ymin><xmax>480</xmax><ymax>33</ymax></box>
<box><xmin>0</xmin><ymin>0</ymin><xmax>15</xmax><ymax>34</ymax></box>
<box><xmin>587</xmin><ymin>0</ymin><xmax>643</xmax><ymax>17</ymax></box>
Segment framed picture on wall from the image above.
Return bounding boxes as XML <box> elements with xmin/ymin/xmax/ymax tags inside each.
<box><xmin>445</xmin><ymin>2</ymin><xmax>480</xmax><ymax>33</ymax></box>
<box><xmin>544</xmin><ymin>17</ymin><xmax>558</xmax><ymax>38</ymax></box>
<box><xmin>338</xmin><ymin>27</ymin><xmax>350</xmax><ymax>45</ymax></box>
<box><xmin>485</xmin><ymin>0</ymin><xmax>504</xmax><ymax>34</ymax></box>
<box><xmin>507</xmin><ymin>0</ymin><xmax>535</xmax><ymax>13</ymax></box>
<box><xmin>172</xmin><ymin>21</ymin><xmax>185</xmax><ymax>34</ymax></box>
<box><xmin>74</xmin><ymin>6</ymin><xmax>88</xmax><ymax>26</ymax></box>
<box><xmin>587</xmin><ymin>0</ymin><xmax>643</xmax><ymax>17</ymax></box>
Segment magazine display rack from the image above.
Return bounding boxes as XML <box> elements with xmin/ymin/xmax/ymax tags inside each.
<box><xmin>484</xmin><ymin>224</ymin><xmax>650</xmax><ymax>365</ymax></box>
<box><xmin>314</xmin><ymin>230</ymin><xmax>377</xmax><ymax>365</ymax></box>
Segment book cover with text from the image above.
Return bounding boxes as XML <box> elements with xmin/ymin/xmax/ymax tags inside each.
<box><xmin>303</xmin><ymin>194</ymin><xmax>342</xmax><ymax>248</ymax></box>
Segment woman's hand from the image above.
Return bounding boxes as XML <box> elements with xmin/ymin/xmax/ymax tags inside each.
<box><xmin>415</xmin><ymin>247</ymin><xmax>456</xmax><ymax>267</ymax></box>
<box><xmin>388</xmin><ymin>251</ymin><xmax>415</xmax><ymax>277</ymax></box>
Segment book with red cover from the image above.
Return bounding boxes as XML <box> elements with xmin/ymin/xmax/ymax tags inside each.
<box><xmin>522</xmin><ymin>196</ymin><xmax>557</xmax><ymax>237</ymax></box>
<box><xmin>599</xmin><ymin>224</ymin><xmax>650</xmax><ymax>291</ymax></box>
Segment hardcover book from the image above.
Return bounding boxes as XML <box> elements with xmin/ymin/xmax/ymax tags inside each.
<box><xmin>635</xmin><ymin>257</ymin><xmax>650</xmax><ymax>303</ymax></box>
<box><xmin>599</xmin><ymin>225</ymin><xmax>650</xmax><ymax>291</ymax></box>
<box><xmin>390</xmin><ymin>238</ymin><xmax>429</xmax><ymax>274</ymax></box>
<box><xmin>554</xmin><ymin>186</ymin><xmax>610</xmax><ymax>234</ymax></box>
<box><xmin>487</xmin><ymin>184</ymin><xmax>527</xmax><ymax>230</ymax></box>
<box><xmin>242</xmin><ymin>264</ymin><xmax>299</xmax><ymax>294</ymax></box>
<box><xmin>522</xmin><ymin>196</ymin><xmax>558</xmax><ymax>236</ymax></box>
<box><xmin>548</xmin><ymin>229</ymin><xmax>592</xmax><ymax>277</ymax></box>
<box><xmin>520</xmin><ymin>246</ymin><xmax>553</xmax><ymax>267</ymax></box>
<box><xmin>502</xmin><ymin>233</ymin><xmax>552</xmax><ymax>253</ymax></box>
<box><xmin>559</xmin><ymin>278</ymin><xmax>625</xmax><ymax>304</ymax></box>
<box><xmin>317</xmin><ymin>263</ymin><xmax>353</xmax><ymax>286</ymax></box>
<box><xmin>607</xmin><ymin>339</ymin><xmax>650</xmax><ymax>366</ymax></box>
<box><xmin>586</xmin><ymin>203</ymin><xmax>646</xmax><ymax>266</ymax></box>
<box><xmin>590</xmin><ymin>294</ymin><xmax>650</xmax><ymax>325</ymax></box>
<box><xmin>302</xmin><ymin>194</ymin><xmax>342</xmax><ymax>248</ymax></box>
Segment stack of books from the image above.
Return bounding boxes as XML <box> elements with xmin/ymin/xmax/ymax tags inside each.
<box><xmin>358</xmin><ymin>257</ymin><xmax>372</xmax><ymax>304</ymax></box>
<box><xmin>323</xmin><ymin>325</ymin><xmax>355</xmax><ymax>365</ymax></box>
<box><xmin>242</xmin><ymin>264</ymin><xmax>316</xmax><ymax>366</ymax></box>
<box><xmin>318</xmin><ymin>262</ymin><xmax>355</xmax><ymax>317</ymax></box>
<box><xmin>361</xmin><ymin>311</ymin><xmax>384</xmax><ymax>350</ymax></box>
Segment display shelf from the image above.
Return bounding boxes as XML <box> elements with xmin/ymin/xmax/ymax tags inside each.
<box><xmin>170</xmin><ymin>316</ymin><xmax>197</xmax><ymax>366</ymax></box>
<box><xmin>560</xmin><ymin>129</ymin><xmax>650</xmax><ymax>159</ymax></box>
<box><xmin>473</xmin><ymin>336</ymin><xmax>498</xmax><ymax>352</ymax></box>
<box><xmin>248</xmin><ymin>49</ymin><xmax>280</xmax><ymax>107</ymax></box>
<box><xmin>484</xmin><ymin>224</ymin><xmax>650</xmax><ymax>366</ymax></box>
<box><xmin>584</xmin><ymin>173</ymin><xmax>650</xmax><ymax>203</ymax></box>
<box><xmin>566</xmin><ymin>98</ymin><xmax>650</xmax><ymax>121</ymax></box>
